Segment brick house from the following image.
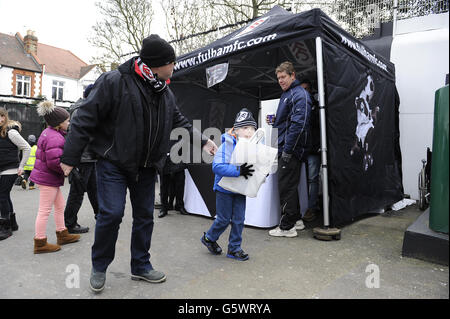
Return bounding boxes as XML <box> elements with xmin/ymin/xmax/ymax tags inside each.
<box><xmin>0</xmin><ymin>30</ymin><xmax>100</xmax><ymax>107</ymax></box>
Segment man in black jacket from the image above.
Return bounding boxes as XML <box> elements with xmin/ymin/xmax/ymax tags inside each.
<box><xmin>60</xmin><ymin>35</ymin><xmax>217</xmax><ymax>293</ymax></box>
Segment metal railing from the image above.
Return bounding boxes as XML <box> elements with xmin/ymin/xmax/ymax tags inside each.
<box><xmin>291</xmin><ymin>0</ymin><xmax>449</xmax><ymax>38</ymax></box>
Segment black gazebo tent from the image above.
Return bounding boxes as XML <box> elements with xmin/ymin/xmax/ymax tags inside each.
<box><xmin>170</xmin><ymin>6</ymin><xmax>403</xmax><ymax>227</ymax></box>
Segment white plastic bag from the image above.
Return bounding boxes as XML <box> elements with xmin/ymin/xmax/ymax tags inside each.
<box><xmin>218</xmin><ymin>128</ymin><xmax>278</xmax><ymax>197</ymax></box>
<box><xmin>391</xmin><ymin>198</ymin><xmax>416</xmax><ymax>211</ymax></box>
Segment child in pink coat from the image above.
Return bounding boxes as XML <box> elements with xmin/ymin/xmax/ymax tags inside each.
<box><xmin>31</xmin><ymin>101</ymin><xmax>80</xmax><ymax>254</ymax></box>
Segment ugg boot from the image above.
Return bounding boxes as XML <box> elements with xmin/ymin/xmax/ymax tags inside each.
<box><xmin>34</xmin><ymin>237</ymin><xmax>61</xmax><ymax>254</ymax></box>
<box><xmin>10</xmin><ymin>213</ymin><xmax>18</xmax><ymax>231</ymax></box>
<box><xmin>56</xmin><ymin>229</ymin><xmax>80</xmax><ymax>245</ymax></box>
<box><xmin>0</xmin><ymin>218</ymin><xmax>12</xmax><ymax>240</ymax></box>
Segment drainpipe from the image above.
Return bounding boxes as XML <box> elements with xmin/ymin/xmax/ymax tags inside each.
<box><xmin>40</xmin><ymin>64</ymin><xmax>45</xmax><ymax>97</ymax></box>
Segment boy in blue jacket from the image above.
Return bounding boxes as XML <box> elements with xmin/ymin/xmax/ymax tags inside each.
<box><xmin>201</xmin><ymin>109</ymin><xmax>256</xmax><ymax>261</ymax></box>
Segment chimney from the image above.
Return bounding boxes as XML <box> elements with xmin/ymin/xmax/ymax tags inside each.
<box><xmin>24</xmin><ymin>30</ymin><xmax>38</xmax><ymax>55</ymax></box>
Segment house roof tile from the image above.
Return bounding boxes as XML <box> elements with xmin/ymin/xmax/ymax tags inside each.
<box><xmin>79</xmin><ymin>64</ymin><xmax>96</xmax><ymax>79</ymax></box>
<box><xmin>0</xmin><ymin>31</ymin><xmax>97</xmax><ymax>79</ymax></box>
<box><xmin>0</xmin><ymin>32</ymin><xmax>42</xmax><ymax>72</ymax></box>
<box><xmin>37</xmin><ymin>42</ymin><xmax>90</xmax><ymax>79</ymax></box>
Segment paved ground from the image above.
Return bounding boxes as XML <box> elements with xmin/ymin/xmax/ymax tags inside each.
<box><xmin>1</xmin><ymin>182</ymin><xmax>448</xmax><ymax>300</ymax></box>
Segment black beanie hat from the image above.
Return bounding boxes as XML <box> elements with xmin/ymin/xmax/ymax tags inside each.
<box><xmin>234</xmin><ymin>108</ymin><xmax>257</xmax><ymax>129</ymax></box>
<box><xmin>84</xmin><ymin>84</ymin><xmax>94</xmax><ymax>98</ymax></box>
<box><xmin>140</xmin><ymin>34</ymin><xmax>176</xmax><ymax>67</ymax></box>
<box><xmin>37</xmin><ymin>101</ymin><xmax>70</xmax><ymax>128</ymax></box>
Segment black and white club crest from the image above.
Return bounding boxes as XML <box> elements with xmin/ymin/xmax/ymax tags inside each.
<box><xmin>236</xmin><ymin>111</ymin><xmax>249</xmax><ymax>122</ymax></box>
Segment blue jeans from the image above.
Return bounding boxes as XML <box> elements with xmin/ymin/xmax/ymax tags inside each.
<box><xmin>206</xmin><ymin>191</ymin><xmax>246</xmax><ymax>253</ymax></box>
<box><xmin>92</xmin><ymin>159</ymin><xmax>156</xmax><ymax>275</ymax></box>
<box><xmin>307</xmin><ymin>154</ymin><xmax>320</xmax><ymax>211</ymax></box>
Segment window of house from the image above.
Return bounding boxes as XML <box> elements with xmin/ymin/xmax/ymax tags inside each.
<box><xmin>16</xmin><ymin>74</ymin><xmax>31</xmax><ymax>97</ymax></box>
<box><xmin>52</xmin><ymin>80</ymin><xmax>64</xmax><ymax>101</ymax></box>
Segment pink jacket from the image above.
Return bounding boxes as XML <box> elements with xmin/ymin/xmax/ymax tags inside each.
<box><xmin>30</xmin><ymin>127</ymin><xmax>66</xmax><ymax>187</ymax></box>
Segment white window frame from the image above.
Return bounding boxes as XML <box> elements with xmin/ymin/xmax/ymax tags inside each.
<box><xmin>16</xmin><ymin>74</ymin><xmax>31</xmax><ymax>97</ymax></box>
<box><xmin>52</xmin><ymin>80</ymin><xmax>65</xmax><ymax>101</ymax></box>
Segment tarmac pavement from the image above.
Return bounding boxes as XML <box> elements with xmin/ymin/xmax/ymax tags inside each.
<box><xmin>1</xmin><ymin>181</ymin><xmax>448</xmax><ymax>300</ymax></box>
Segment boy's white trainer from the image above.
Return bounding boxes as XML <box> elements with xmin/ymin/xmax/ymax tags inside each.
<box><xmin>268</xmin><ymin>226</ymin><xmax>298</xmax><ymax>237</ymax></box>
<box><xmin>295</xmin><ymin>219</ymin><xmax>305</xmax><ymax>230</ymax></box>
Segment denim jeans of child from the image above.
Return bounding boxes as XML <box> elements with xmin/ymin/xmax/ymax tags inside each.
<box><xmin>206</xmin><ymin>191</ymin><xmax>246</xmax><ymax>253</ymax></box>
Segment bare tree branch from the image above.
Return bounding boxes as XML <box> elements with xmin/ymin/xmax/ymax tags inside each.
<box><xmin>88</xmin><ymin>0</ymin><xmax>153</xmax><ymax>69</ymax></box>
<box><xmin>162</xmin><ymin>0</ymin><xmax>292</xmax><ymax>55</ymax></box>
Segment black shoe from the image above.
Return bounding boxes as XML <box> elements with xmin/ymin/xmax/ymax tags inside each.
<box><xmin>158</xmin><ymin>210</ymin><xmax>168</xmax><ymax>218</ymax></box>
<box><xmin>226</xmin><ymin>249</ymin><xmax>249</xmax><ymax>261</ymax></box>
<box><xmin>14</xmin><ymin>176</ymin><xmax>22</xmax><ymax>186</ymax></box>
<box><xmin>302</xmin><ymin>209</ymin><xmax>317</xmax><ymax>222</ymax></box>
<box><xmin>67</xmin><ymin>224</ymin><xmax>89</xmax><ymax>234</ymax></box>
<box><xmin>0</xmin><ymin>218</ymin><xmax>12</xmax><ymax>241</ymax></box>
<box><xmin>10</xmin><ymin>213</ymin><xmax>18</xmax><ymax>231</ymax></box>
<box><xmin>178</xmin><ymin>207</ymin><xmax>189</xmax><ymax>215</ymax></box>
<box><xmin>90</xmin><ymin>269</ymin><xmax>106</xmax><ymax>293</ymax></box>
<box><xmin>201</xmin><ymin>233</ymin><xmax>222</xmax><ymax>255</ymax></box>
<box><xmin>131</xmin><ymin>270</ymin><xmax>166</xmax><ymax>283</ymax></box>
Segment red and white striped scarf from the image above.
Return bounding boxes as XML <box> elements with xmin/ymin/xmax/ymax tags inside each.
<box><xmin>134</xmin><ymin>57</ymin><xmax>167</xmax><ymax>93</ymax></box>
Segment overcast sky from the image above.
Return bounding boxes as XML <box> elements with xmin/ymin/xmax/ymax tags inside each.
<box><xmin>0</xmin><ymin>0</ymin><xmax>167</xmax><ymax>63</ymax></box>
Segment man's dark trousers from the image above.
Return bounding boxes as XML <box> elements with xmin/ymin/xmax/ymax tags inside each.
<box><xmin>278</xmin><ymin>155</ymin><xmax>303</xmax><ymax>230</ymax></box>
<box><xmin>173</xmin><ymin>170</ymin><xmax>186</xmax><ymax>210</ymax></box>
<box><xmin>64</xmin><ymin>162</ymin><xmax>99</xmax><ymax>228</ymax></box>
<box><xmin>160</xmin><ymin>173</ymin><xmax>173</xmax><ymax>210</ymax></box>
<box><xmin>160</xmin><ymin>170</ymin><xmax>185</xmax><ymax>210</ymax></box>
<box><xmin>92</xmin><ymin>159</ymin><xmax>156</xmax><ymax>275</ymax></box>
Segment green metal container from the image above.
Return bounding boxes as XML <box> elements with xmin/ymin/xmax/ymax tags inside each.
<box><xmin>429</xmin><ymin>85</ymin><xmax>449</xmax><ymax>234</ymax></box>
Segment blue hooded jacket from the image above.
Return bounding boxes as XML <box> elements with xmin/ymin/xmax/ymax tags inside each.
<box><xmin>212</xmin><ymin>131</ymin><xmax>241</xmax><ymax>194</ymax></box>
<box><xmin>273</xmin><ymin>79</ymin><xmax>312</xmax><ymax>160</ymax></box>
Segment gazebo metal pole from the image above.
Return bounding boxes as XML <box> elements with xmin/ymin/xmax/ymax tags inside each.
<box><xmin>313</xmin><ymin>36</ymin><xmax>341</xmax><ymax>240</ymax></box>
<box><xmin>315</xmin><ymin>36</ymin><xmax>330</xmax><ymax>227</ymax></box>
